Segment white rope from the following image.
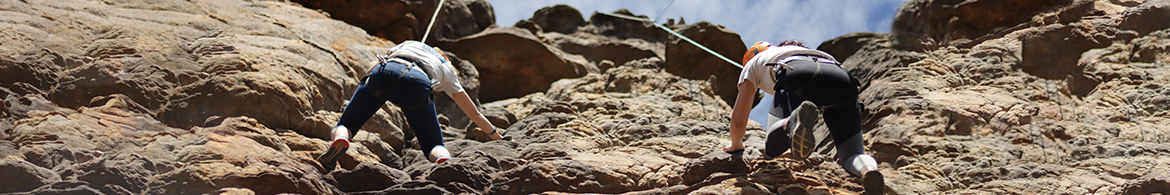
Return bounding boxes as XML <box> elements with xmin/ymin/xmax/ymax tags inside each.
<box><xmin>597</xmin><ymin>12</ymin><xmax>743</xmax><ymax>69</ymax></box>
<box><xmin>421</xmin><ymin>0</ymin><xmax>446</xmax><ymax>42</ymax></box>
<box><xmin>654</xmin><ymin>22</ymin><xmax>743</xmax><ymax>69</ymax></box>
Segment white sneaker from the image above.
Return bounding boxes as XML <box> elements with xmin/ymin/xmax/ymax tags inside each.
<box><xmin>429</xmin><ymin>145</ymin><xmax>451</xmax><ymax>164</ymax></box>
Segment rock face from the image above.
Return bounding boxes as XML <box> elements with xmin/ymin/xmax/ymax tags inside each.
<box><xmin>529</xmin><ymin>4</ymin><xmax>586</xmax><ymax>35</ymax></box>
<box><xmin>288</xmin><ymin>0</ymin><xmax>495</xmax><ymax>44</ymax></box>
<box><xmin>434</xmin><ymin>26</ymin><xmax>596</xmax><ymax>102</ymax></box>
<box><xmin>2</xmin><ymin>0</ymin><xmax>1168</xmax><ymax>195</ymax></box>
<box><xmin>821</xmin><ymin>0</ymin><xmax>1170</xmax><ymax>194</ymax></box>
<box><xmin>892</xmin><ymin>0</ymin><xmax>1072</xmax><ymax>43</ymax></box>
<box><xmin>1</xmin><ymin>0</ymin><xmax>398</xmax><ymax>194</ymax></box>
<box><xmin>664</xmin><ymin>21</ymin><xmax>746</xmax><ymax>105</ymax></box>
<box><xmin>435</xmin><ymin>7</ymin><xmax>745</xmax><ymax>104</ymax></box>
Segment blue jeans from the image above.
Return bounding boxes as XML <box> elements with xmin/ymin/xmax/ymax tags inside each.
<box><xmin>337</xmin><ymin>60</ymin><xmax>444</xmax><ymax>152</ymax></box>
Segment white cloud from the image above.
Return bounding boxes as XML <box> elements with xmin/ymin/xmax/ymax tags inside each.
<box><xmin>489</xmin><ymin>0</ymin><xmax>909</xmax><ymax>48</ymax></box>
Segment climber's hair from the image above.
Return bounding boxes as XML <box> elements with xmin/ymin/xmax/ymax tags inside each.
<box><xmin>775</xmin><ymin>40</ymin><xmax>807</xmax><ymax>48</ymax></box>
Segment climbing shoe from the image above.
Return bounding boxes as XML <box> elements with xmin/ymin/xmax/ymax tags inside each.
<box><xmin>789</xmin><ymin>101</ymin><xmax>819</xmax><ymax>160</ymax></box>
<box><xmin>429</xmin><ymin>145</ymin><xmax>451</xmax><ymax>164</ymax></box>
<box><xmin>862</xmin><ymin>166</ymin><xmax>886</xmax><ymax>195</ymax></box>
<box><xmin>316</xmin><ymin>138</ymin><xmax>349</xmax><ymax>171</ymax></box>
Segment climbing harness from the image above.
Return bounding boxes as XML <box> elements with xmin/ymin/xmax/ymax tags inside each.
<box><xmin>767</xmin><ymin>55</ymin><xmax>861</xmax><ymax>111</ymax></box>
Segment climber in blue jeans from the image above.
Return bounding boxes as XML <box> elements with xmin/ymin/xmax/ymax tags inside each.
<box><xmin>317</xmin><ymin>40</ymin><xmax>502</xmax><ymax>171</ymax></box>
<box><xmin>725</xmin><ymin>40</ymin><xmax>885</xmax><ymax>194</ymax></box>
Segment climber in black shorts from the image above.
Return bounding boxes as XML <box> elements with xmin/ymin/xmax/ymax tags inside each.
<box><xmin>724</xmin><ymin>40</ymin><xmax>885</xmax><ymax>194</ymax></box>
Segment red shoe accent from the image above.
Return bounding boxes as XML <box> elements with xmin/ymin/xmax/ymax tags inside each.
<box><xmin>331</xmin><ymin>138</ymin><xmax>350</xmax><ymax>147</ymax></box>
<box><xmin>434</xmin><ymin>155</ymin><xmax>451</xmax><ymax>164</ymax></box>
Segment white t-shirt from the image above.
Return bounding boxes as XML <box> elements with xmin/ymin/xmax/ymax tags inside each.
<box><xmin>385</xmin><ymin>40</ymin><xmax>465</xmax><ymax>96</ymax></box>
<box><xmin>738</xmin><ymin>46</ymin><xmax>838</xmax><ymax>95</ymax></box>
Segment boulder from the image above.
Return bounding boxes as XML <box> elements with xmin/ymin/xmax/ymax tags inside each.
<box><xmin>892</xmin><ymin>0</ymin><xmax>1073</xmax><ymax>42</ymax></box>
<box><xmin>528</xmin><ymin>4</ymin><xmax>586</xmax><ymax>34</ymax></box>
<box><xmin>359</xmin><ymin>180</ymin><xmax>452</xmax><ymax>195</ymax></box>
<box><xmin>664</xmin><ymin>21</ymin><xmax>746</xmax><ymax>105</ymax></box>
<box><xmin>0</xmin><ymin>0</ymin><xmax>399</xmax><ymax>140</ymax></box>
<box><xmin>56</xmin><ymin>153</ymin><xmax>177</xmax><ymax>194</ymax></box>
<box><xmin>289</xmin><ymin>0</ymin><xmax>495</xmax><ymax>43</ymax></box>
<box><xmin>10</xmin><ymin>94</ymin><xmax>188</xmax><ymax>170</ymax></box>
<box><xmin>418</xmin><ymin>157</ymin><xmax>497</xmax><ymax>193</ymax></box>
<box><xmin>817</xmin><ymin>32</ymin><xmax>890</xmax><ymax>63</ymax></box>
<box><xmin>22</xmin><ymin>181</ymin><xmax>111</xmax><ymax>195</ymax></box>
<box><xmin>148</xmin><ymin>117</ymin><xmax>336</xmax><ymax>195</ymax></box>
<box><xmin>680</xmin><ymin>152</ymin><xmax>751</xmax><ymax>185</ymax></box>
<box><xmin>1115</xmin><ymin>172</ymin><xmax>1170</xmax><ymax>195</ymax></box>
<box><xmin>487</xmin><ymin>159</ymin><xmax>635</xmax><ymax>194</ymax></box>
<box><xmin>327</xmin><ymin>162</ymin><xmax>410</xmax><ymax>192</ymax></box>
<box><xmin>0</xmin><ymin>160</ymin><xmax>61</xmax><ymax>193</ymax></box>
<box><xmin>434</xmin><ymin>27</ymin><xmax>596</xmax><ymax>102</ymax></box>
<box><xmin>547</xmin><ymin>33</ymin><xmax>663</xmax><ymax>72</ymax></box>
<box><xmin>1115</xmin><ymin>1</ymin><xmax>1170</xmax><ymax>36</ymax></box>
<box><xmin>422</xmin><ymin>0</ymin><xmax>496</xmax><ymax>43</ymax></box>
<box><xmin>0</xmin><ymin>49</ymin><xmax>66</xmax><ymax>91</ymax></box>
<box><xmin>148</xmin><ymin>162</ymin><xmax>335</xmax><ymax>195</ymax></box>
<box><xmin>582</xmin><ymin>9</ymin><xmax>670</xmax><ymax>43</ymax></box>
<box><xmin>1019</xmin><ymin>23</ymin><xmax>1137</xmax><ymax>96</ymax></box>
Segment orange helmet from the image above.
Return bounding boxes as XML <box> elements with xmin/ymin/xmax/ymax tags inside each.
<box><xmin>743</xmin><ymin>41</ymin><xmax>771</xmax><ymax>65</ymax></box>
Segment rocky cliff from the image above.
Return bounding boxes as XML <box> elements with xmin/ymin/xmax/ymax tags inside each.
<box><xmin>819</xmin><ymin>0</ymin><xmax>1170</xmax><ymax>194</ymax></box>
<box><xmin>0</xmin><ymin>0</ymin><xmax>1167</xmax><ymax>194</ymax></box>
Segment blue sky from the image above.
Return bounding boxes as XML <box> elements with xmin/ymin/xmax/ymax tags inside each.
<box><xmin>490</xmin><ymin>0</ymin><xmax>909</xmax><ymax>48</ymax></box>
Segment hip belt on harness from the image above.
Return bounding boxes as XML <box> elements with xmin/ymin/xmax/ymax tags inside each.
<box><xmin>377</xmin><ymin>55</ymin><xmax>433</xmax><ymax>79</ymax></box>
<box><xmin>361</xmin><ymin>55</ymin><xmax>436</xmax><ymax>108</ymax></box>
<box><xmin>765</xmin><ymin>55</ymin><xmax>861</xmax><ymax>111</ymax></box>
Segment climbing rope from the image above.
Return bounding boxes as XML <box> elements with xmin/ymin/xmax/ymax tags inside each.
<box><xmin>597</xmin><ymin>4</ymin><xmax>743</xmax><ymax>69</ymax></box>
<box><xmin>421</xmin><ymin>0</ymin><xmax>447</xmax><ymax>42</ymax></box>
<box><xmin>421</xmin><ymin>0</ymin><xmax>739</xmax><ymax>68</ymax></box>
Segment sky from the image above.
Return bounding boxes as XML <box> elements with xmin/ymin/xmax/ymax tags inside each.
<box><xmin>489</xmin><ymin>0</ymin><xmax>910</xmax><ymax>48</ymax></box>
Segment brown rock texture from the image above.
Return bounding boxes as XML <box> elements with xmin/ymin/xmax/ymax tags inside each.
<box><xmin>287</xmin><ymin>0</ymin><xmax>495</xmax><ymax>44</ymax></box>
<box><xmin>1</xmin><ymin>0</ymin><xmax>1168</xmax><ymax>195</ymax></box>
<box><xmin>820</xmin><ymin>0</ymin><xmax>1170</xmax><ymax>194</ymax></box>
